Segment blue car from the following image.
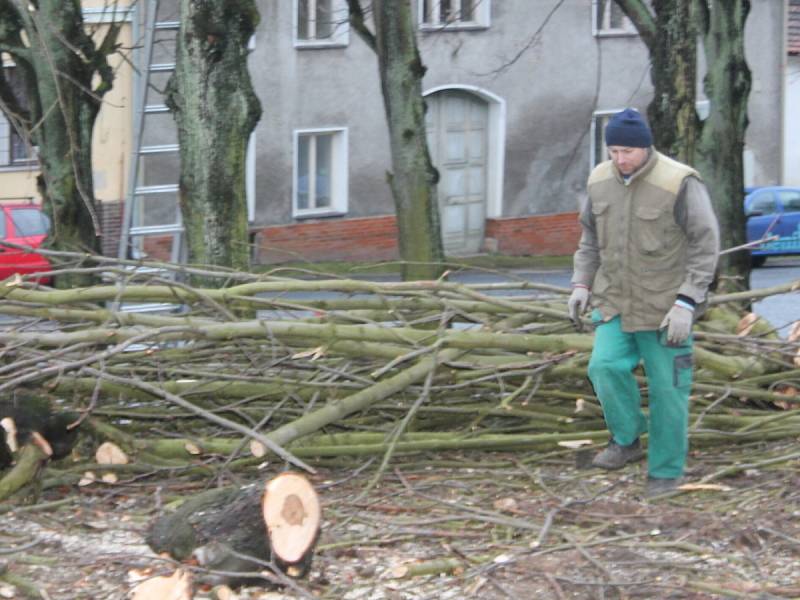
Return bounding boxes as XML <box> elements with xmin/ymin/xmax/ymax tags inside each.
<box><xmin>744</xmin><ymin>186</ymin><xmax>800</xmax><ymax>267</ymax></box>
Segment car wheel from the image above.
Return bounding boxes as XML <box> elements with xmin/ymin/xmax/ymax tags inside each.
<box><xmin>750</xmin><ymin>255</ymin><xmax>767</xmax><ymax>268</ymax></box>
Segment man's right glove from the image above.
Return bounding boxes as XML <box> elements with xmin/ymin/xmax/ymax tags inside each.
<box><xmin>567</xmin><ymin>285</ymin><xmax>590</xmax><ymax>323</ymax></box>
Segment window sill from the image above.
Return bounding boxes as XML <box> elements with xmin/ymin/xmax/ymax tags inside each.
<box><xmin>419</xmin><ymin>22</ymin><xmax>489</xmax><ymax>33</ymax></box>
<box><xmin>294</xmin><ymin>40</ymin><xmax>349</xmax><ymax>50</ymax></box>
<box><xmin>594</xmin><ymin>30</ymin><xmax>639</xmax><ymax>38</ymax></box>
<box><xmin>293</xmin><ymin>209</ymin><xmax>346</xmax><ymax>220</ymax></box>
<box><xmin>0</xmin><ymin>163</ymin><xmax>38</xmax><ymax>173</ymax></box>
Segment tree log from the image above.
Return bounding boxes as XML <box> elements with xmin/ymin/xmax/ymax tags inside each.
<box><xmin>147</xmin><ymin>472</ymin><xmax>320</xmax><ymax>587</ymax></box>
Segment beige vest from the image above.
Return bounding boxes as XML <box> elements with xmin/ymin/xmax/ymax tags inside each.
<box><xmin>588</xmin><ymin>151</ymin><xmax>699</xmax><ymax>331</ymax></box>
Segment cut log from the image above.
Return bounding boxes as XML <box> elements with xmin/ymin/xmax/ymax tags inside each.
<box><xmin>0</xmin><ymin>393</ymin><xmax>79</xmax><ymax>469</ymax></box>
<box><xmin>262</xmin><ymin>472</ymin><xmax>321</xmax><ymax>577</ymax></box>
<box><xmin>130</xmin><ymin>568</ymin><xmax>192</xmax><ymax>600</ymax></box>
<box><xmin>146</xmin><ymin>472</ymin><xmax>321</xmax><ymax>587</ymax></box>
<box><xmin>0</xmin><ymin>393</ymin><xmax>80</xmax><ymax>501</ymax></box>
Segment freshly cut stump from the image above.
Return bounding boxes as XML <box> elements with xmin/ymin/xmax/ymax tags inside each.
<box><xmin>262</xmin><ymin>472</ymin><xmax>321</xmax><ymax>577</ymax></box>
<box><xmin>146</xmin><ymin>472</ymin><xmax>321</xmax><ymax>587</ymax></box>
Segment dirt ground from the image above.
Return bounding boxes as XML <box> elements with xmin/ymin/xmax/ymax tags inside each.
<box><xmin>1</xmin><ymin>439</ymin><xmax>799</xmax><ymax>600</ymax></box>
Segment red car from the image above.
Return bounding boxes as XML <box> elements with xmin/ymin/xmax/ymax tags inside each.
<box><xmin>0</xmin><ymin>203</ymin><xmax>52</xmax><ymax>284</ymax></box>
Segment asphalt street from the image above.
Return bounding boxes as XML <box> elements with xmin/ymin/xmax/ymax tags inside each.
<box><xmin>253</xmin><ymin>256</ymin><xmax>799</xmax><ymax>336</ymax></box>
<box><xmin>447</xmin><ymin>256</ymin><xmax>800</xmax><ymax>336</ymax></box>
<box><xmin>749</xmin><ymin>257</ymin><xmax>800</xmax><ymax>335</ymax></box>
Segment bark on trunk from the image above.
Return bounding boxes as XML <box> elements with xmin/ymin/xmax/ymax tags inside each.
<box><xmin>349</xmin><ymin>0</ymin><xmax>445</xmax><ymax>281</ymax></box>
<box><xmin>0</xmin><ymin>1</ymin><xmax>118</xmax><ymax>287</ymax></box>
<box><xmin>696</xmin><ymin>0</ymin><xmax>752</xmax><ymax>290</ymax></box>
<box><xmin>147</xmin><ymin>473</ymin><xmax>320</xmax><ymax>586</ymax></box>
<box><xmin>166</xmin><ymin>0</ymin><xmax>262</xmax><ymax>284</ymax></box>
<box><xmin>616</xmin><ymin>0</ymin><xmax>699</xmax><ymax>164</ymax></box>
<box><xmin>0</xmin><ymin>394</ymin><xmax>80</xmax><ymax>500</ymax></box>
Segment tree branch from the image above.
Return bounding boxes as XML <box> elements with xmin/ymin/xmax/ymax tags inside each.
<box><xmin>614</xmin><ymin>0</ymin><xmax>656</xmax><ymax>51</ymax></box>
<box><xmin>346</xmin><ymin>0</ymin><xmax>376</xmax><ymax>52</ymax></box>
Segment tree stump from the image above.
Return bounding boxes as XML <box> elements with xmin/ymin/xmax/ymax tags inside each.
<box><xmin>0</xmin><ymin>392</ymin><xmax>80</xmax><ymax>501</ymax></box>
<box><xmin>147</xmin><ymin>472</ymin><xmax>321</xmax><ymax>587</ymax></box>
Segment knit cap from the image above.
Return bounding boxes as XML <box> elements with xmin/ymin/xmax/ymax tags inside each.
<box><xmin>604</xmin><ymin>108</ymin><xmax>653</xmax><ymax>148</ymax></box>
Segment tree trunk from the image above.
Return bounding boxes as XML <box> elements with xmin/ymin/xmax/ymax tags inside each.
<box><xmin>0</xmin><ymin>0</ymin><xmax>118</xmax><ymax>287</ymax></box>
<box><xmin>696</xmin><ymin>0</ymin><xmax>752</xmax><ymax>290</ymax></box>
<box><xmin>147</xmin><ymin>473</ymin><xmax>320</xmax><ymax>586</ymax></box>
<box><xmin>648</xmin><ymin>0</ymin><xmax>698</xmax><ymax>164</ymax></box>
<box><xmin>349</xmin><ymin>0</ymin><xmax>445</xmax><ymax>281</ymax></box>
<box><xmin>616</xmin><ymin>0</ymin><xmax>699</xmax><ymax>164</ymax></box>
<box><xmin>166</xmin><ymin>0</ymin><xmax>262</xmax><ymax>284</ymax></box>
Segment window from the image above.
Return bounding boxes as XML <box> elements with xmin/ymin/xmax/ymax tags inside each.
<box><xmin>419</xmin><ymin>0</ymin><xmax>491</xmax><ymax>30</ymax></box>
<box><xmin>593</xmin><ymin>0</ymin><xmax>637</xmax><ymax>36</ymax></box>
<box><xmin>749</xmin><ymin>192</ymin><xmax>778</xmax><ymax>215</ymax></box>
<box><xmin>293</xmin><ymin>128</ymin><xmax>348</xmax><ymax>217</ymax></box>
<box><xmin>295</xmin><ymin>0</ymin><xmax>349</xmax><ymax>48</ymax></box>
<box><xmin>0</xmin><ymin>66</ymin><xmax>36</xmax><ymax>167</ymax></box>
<box><xmin>9</xmin><ymin>208</ymin><xmax>50</xmax><ymax>237</ymax></box>
<box><xmin>777</xmin><ymin>190</ymin><xmax>800</xmax><ymax>211</ymax></box>
<box><xmin>590</xmin><ymin>110</ymin><xmax>621</xmax><ymax>168</ymax></box>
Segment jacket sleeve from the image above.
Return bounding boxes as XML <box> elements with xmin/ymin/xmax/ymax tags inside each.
<box><xmin>673</xmin><ymin>176</ymin><xmax>720</xmax><ymax>303</ymax></box>
<box><xmin>571</xmin><ymin>196</ymin><xmax>600</xmax><ymax>288</ymax></box>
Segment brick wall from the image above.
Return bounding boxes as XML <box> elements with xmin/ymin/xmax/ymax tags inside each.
<box><xmin>252</xmin><ymin>212</ymin><xmax>580</xmax><ymax>264</ymax></box>
<box><xmin>254</xmin><ymin>215</ymin><xmax>400</xmax><ymax>263</ymax></box>
<box><xmin>484</xmin><ymin>212</ymin><xmax>581</xmax><ymax>256</ymax></box>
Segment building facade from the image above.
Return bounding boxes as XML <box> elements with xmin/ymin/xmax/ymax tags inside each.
<box><xmin>246</xmin><ymin>0</ymin><xmax>786</xmax><ymax>262</ymax></box>
<box><xmin>0</xmin><ymin>1</ymin><xmax>133</xmax><ymax>256</ymax></box>
<box><xmin>786</xmin><ymin>0</ymin><xmax>800</xmax><ymax>187</ymax></box>
<box><xmin>0</xmin><ymin>0</ymin><xmax>790</xmax><ymax>264</ymax></box>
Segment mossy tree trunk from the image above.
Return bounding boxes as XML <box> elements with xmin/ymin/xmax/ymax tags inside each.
<box><xmin>615</xmin><ymin>0</ymin><xmax>699</xmax><ymax>165</ymax></box>
<box><xmin>165</xmin><ymin>0</ymin><xmax>262</xmax><ymax>285</ymax></box>
<box><xmin>695</xmin><ymin>0</ymin><xmax>752</xmax><ymax>290</ymax></box>
<box><xmin>0</xmin><ymin>0</ymin><xmax>119</xmax><ymax>287</ymax></box>
<box><xmin>348</xmin><ymin>0</ymin><xmax>445</xmax><ymax>281</ymax></box>
<box><xmin>616</xmin><ymin>0</ymin><xmax>752</xmax><ymax>289</ymax></box>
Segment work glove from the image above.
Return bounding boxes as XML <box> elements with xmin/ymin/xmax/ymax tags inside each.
<box><xmin>567</xmin><ymin>285</ymin><xmax>590</xmax><ymax>323</ymax></box>
<box><xmin>659</xmin><ymin>304</ymin><xmax>693</xmax><ymax>345</ymax></box>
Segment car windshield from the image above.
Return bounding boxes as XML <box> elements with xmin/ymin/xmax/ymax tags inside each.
<box><xmin>9</xmin><ymin>208</ymin><xmax>50</xmax><ymax>236</ymax></box>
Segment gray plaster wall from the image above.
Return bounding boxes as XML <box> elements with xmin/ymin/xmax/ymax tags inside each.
<box><xmin>785</xmin><ymin>56</ymin><xmax>800</xmax><ymax>186</ymax></box>
<box><xmin>248</xmin><ymin>0</ymin><xmax>783</xmax><ymax>227</ymax></box>
<box><xmin>741</xmin><ymin>0</ymin><xmax>785</xmax><ymax>187</ymax></box>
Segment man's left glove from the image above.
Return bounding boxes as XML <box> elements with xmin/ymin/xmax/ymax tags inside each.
<box><xmin>659</xmin><ymin>304</ymin><xmax>693</xmax><ymax>345</ymax></box>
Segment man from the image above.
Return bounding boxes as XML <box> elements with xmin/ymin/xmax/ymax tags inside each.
<box><xmin>568</xmin><ymin>108</ymin><xmax>719</xmax><ymax>497</ymax></box>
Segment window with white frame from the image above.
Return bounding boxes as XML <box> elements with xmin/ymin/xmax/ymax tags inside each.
<box><xmin>419</xmin><ymin>0</ymin><xmax>491</xmax><ymax>30</ymax></box>
<box><xmin>589</xmin><ymin>110</ymin><xmax>620</xmax><ymax>168</ymax></box>
<box><xmin>593</xmin><ymin>0</ymin><xmax>637</xmax><ymax>36</ymax></box>
<box><xmin>295</xmin><ymin>0</ymin><xmax>349</xmax><ymax>47</ymax></box>
<box><xmin>293</xmin><ymin>128</ymin><xmax>348</xmax><ymax>217</ymax></box>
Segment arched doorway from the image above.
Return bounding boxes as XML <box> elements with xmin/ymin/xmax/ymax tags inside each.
<box><xmin>424</xmin><ymin>87</ymin><xmax>503</xmax><ymax>255</ymax></box>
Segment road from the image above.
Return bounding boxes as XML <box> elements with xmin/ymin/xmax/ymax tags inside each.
<box><xmin>750</xmin><ymin>257</ymin><xmax>800</xmax><ymax>335</ymax></box>
<box><xmin>447</xmin><ymin>257</ymin><xmax>800</xmax><ymax>336</ymax></box>
<box><xmin>255</xmin><ymin>257</ymin><xmax>799</xmax><ymax>336</ymax></box>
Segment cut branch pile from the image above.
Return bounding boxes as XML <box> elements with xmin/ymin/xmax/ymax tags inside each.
<box><xmin>0</xmin><ymin>259</ymin><xmax>795</xmax><ymax>487</ymax></box>
<box><xmin>0</xmin><ymin>257</ymin><xmax>798</xmax><ymax>592</ymax></box>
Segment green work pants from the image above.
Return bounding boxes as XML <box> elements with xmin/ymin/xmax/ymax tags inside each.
<box><xmin>587</xmin><ymin>312</ymin><xmax>694</xmax><ymax>479</ymax></box>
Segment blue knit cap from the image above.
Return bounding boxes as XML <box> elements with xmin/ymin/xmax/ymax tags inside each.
<box><xmin>604</xmin><ymin>108</ymin><xmax>653</xmax><ymax>148</ymax></box>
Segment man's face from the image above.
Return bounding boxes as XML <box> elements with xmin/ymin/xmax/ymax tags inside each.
<box><xmin>608</xmin><ymin>146</ymin><xmax>649</xmax><ymax>176</ymax></box>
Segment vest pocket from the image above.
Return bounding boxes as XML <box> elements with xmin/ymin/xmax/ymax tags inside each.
<box><xmin>634</xmin><ymin>205</ymin><xmax>667</xmax><ymax>253</ymax></box>
<box><xmin>591</xmin><ymin>201</ymin><xmax>610</xmax><ymax>248</ymax></box>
